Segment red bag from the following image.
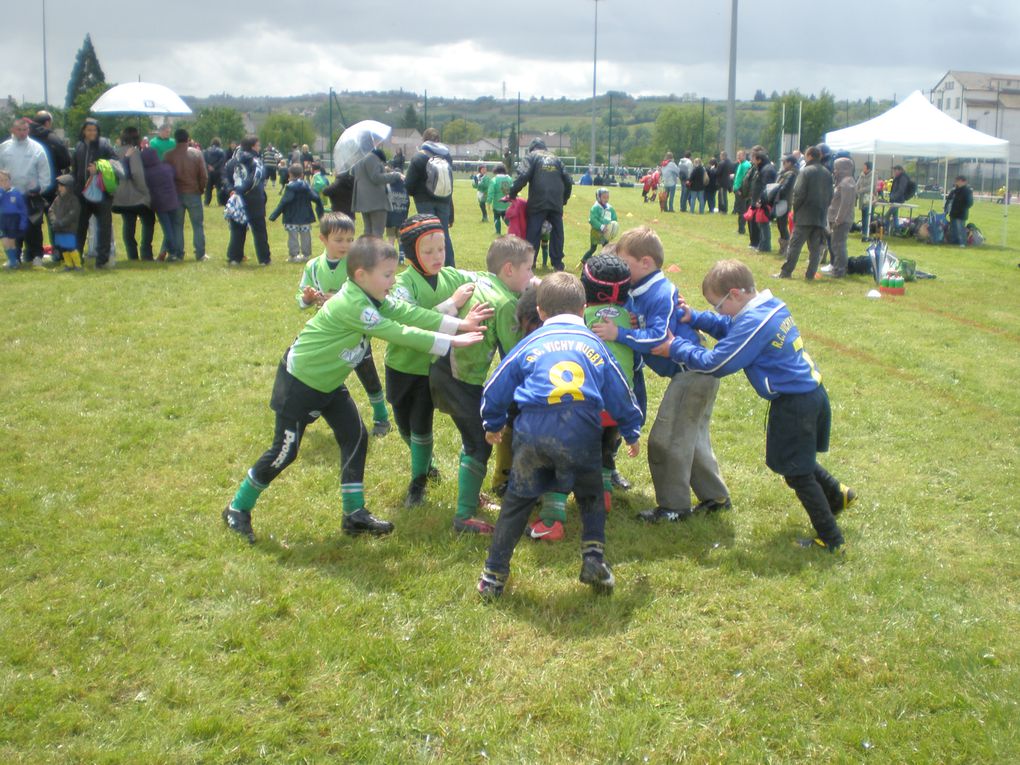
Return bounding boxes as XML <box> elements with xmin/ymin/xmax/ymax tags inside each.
<box><xmin>754</xmin><ymin>206</ymin><xmax>771</xmax><ymax>224</ymax></box>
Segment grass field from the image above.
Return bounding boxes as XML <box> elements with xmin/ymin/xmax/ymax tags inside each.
<box><xmin>1</xmin><ymin>181</ymin><xmax>1018</xmax><ymax>763</ymax></box>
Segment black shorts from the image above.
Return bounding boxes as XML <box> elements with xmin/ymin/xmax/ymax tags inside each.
<box><xmin>385</xmin><ymin>366</ymin><xmax>434</xmax><ymax>436</ymax></box>
<box><xmin>270</xmin><ymin>357</ymin><xmax>347</xmax><ymax>424</ymax></box>
<box><xmin>765</xmin><ymin>385</ymin><xmax>831</xmax><ymax>476</ymax></box>
<box><xmin>429</xmin><ymin>355</ymin><xmax>487</xmax><ymax>459</ymax></box>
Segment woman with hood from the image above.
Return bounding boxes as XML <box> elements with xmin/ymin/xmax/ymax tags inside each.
<box><xmin>225</xmin><ymin>135</ymin><xmax>271</xmax><ymax>265</ymax></box>
<box><xmin>72</xmin><ymin>118</ymin><xmax>118</xmax><ymax>268</ymax></box>
<box><xmin>826</xmin><ymin>157</ymin><xmax>857</xmax><ymax>278</ymax></box>
<box><xmin>353</xmin><ymin>146</ymin><xmax>402</xmax><ymax>238</ymax></box>
<box><xmin>112</xmin><ymin>126</ymin><xmax>155</xmax><ymax>261</ymax></box>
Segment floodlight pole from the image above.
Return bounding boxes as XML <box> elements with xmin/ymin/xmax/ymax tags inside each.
<box><xmin>42</xmin><ymin>0</ymin><xmax>49</xmax><ymax>105</ymax></box>
<box><xmin>590</xmin><ymin>0</ymin><xmax>601</xmax><ymax>173</ymax></box>
<box><xmin>724</xmin><ymin>0</ymin><xmax>738</xmax><ymax>158</ymax></box>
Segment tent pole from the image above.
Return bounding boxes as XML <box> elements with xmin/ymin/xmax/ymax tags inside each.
<box><xmin>868</xmin><ymin>149</ymin><xmax>876</xmax><ymax>240</ymax></box>
<box><xmin>1002</xmin><ymin>161</ymin><xmax>1010</xmax><ymax>248</ymax></box>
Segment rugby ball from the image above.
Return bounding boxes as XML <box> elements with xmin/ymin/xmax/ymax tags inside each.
<box><xmin>604</xmin><ymin>220</ymin><xmax>620</xmax><ymax>242</ymax></box>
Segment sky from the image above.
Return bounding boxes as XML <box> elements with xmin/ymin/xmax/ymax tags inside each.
<box><xmin>4</xmin><ymin>0</ymin><xmax>1018</xmax><ymax>107</ymax></box>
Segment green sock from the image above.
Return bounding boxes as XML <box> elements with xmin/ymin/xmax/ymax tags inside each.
<box><xmin>231</xmin><ymin>471</ymin><xmax>266</xmax><ymax>513</ymax></box>
<box><xmin>341</xmin><ymin>482</ymin><xmax>365</xmax><ymax>514</ymax></box>
<box><xmin>539</xmin><ymin>492</ymin><xmax>568</xmax><ymax>524</ymax></box>
<box><xmin>601</xmin><ymin>468</ymin><xmax>612</xmax><ymax>495</ymax></box>
<box><xmin>368</xmin><ymin>391</ymin><xmax>388</xmax><ymax>423</ymax></box>
<box><xmin>409</xmin><ymin>432</ymin><xmax>433</xmax><ymax>480</ymax></box>
<box><xmin>455</xmin><ymin>452</ymin><xmax>487</xmax><ymax>520</ymax></box>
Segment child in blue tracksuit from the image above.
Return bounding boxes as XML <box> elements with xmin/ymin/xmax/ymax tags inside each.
<box><xmin>592</xmin><ymin>226</ymin><xmax>729</xmax><ymax>522</ymax></box>
<box><xmin>651</xmin><ymin>258</ymin><xmax>856</xmax><ymax>551</ymax></box>
<box><xmin>269</xmin><ymin>163</ymin><xmax>324</xmax><ymax>262</ymax></box>
<box><xmin>478</xmin><ymin>272</ymin><xmax>643</xmax><ymax>598</ymax></box>
<box><xmin>0</xmin><ymin>170</ymin><xmax>29</xmax><ymax>269</ymax></box>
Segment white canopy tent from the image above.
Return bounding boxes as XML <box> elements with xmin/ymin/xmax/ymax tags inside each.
<box><xmin>825</xmin><ymin>90</ymin><xmax>1010</xmax><ymax>244</ymax></box>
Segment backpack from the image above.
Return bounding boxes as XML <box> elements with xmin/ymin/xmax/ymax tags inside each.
<box><xmin>927</xmin><ymin>210</ymin><xmax>946</xmax><ymax>245</ymax></box>
<box><xmin>423</xmin><ymin>151</ymin><xmax>453</xmax><ymax>197</ymax></box>
<box><xmin>904</xmin><ymin>178</ymin><xmax>917</xmax><ymax>200</ymax></box>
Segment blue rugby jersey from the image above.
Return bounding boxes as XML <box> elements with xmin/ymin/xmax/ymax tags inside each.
<box><xmin>668</xmin><ymin>290</ymin><xmax>822</xmax><ymax>400</ymax></box>
<box><xmin>481</xmin><ymin>315</ymin><xmax>642</xmax><ymax>443</ymax></box>
<box><xmin>616</xmin><ymin>271</ymin><xmax>702</xmax><ymax>378</ymax></box>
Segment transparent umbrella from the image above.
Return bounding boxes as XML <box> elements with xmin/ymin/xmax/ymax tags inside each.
<box><xmin>91</xmin><ymin>82</ymin><xmax>192</xmax><ymax>116</ymax></box>
<box><xmin>333</xmin><ymin>120</ymin><xmax>392</xmax><ymax>173</ymax></box>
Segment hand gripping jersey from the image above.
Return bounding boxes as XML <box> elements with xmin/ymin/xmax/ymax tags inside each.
<box><xmin>481</xmin><ymin>316</ymin><xmax>642</xmax><ymax>443</ymax></box>
<box><xmin>668</xmin><ymin>289</ymin><xmax>822</xmax><ymax>400</ymax></box>
<box><xmin>287</xmin><ymin>279</ymin><xmax>461</xmax><ymax>393</ymax></box>
<box><xmin>449</xmin><ymin>273</ymin><xmax>521</xmax><ymax>385</ymax></box>
<box><xmin>583</xmin><ymin>304</ymin><xmax>635</xmax><ymax>388</ymax></box>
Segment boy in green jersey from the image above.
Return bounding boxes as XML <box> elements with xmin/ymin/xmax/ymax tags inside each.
<box><xmin>579</xmin><ymin>187</ymin><xmax>619</xmax><ymax>266</ymax></box>
<box><xmin>296</xmin><ymin>212</ymin><xmax>392</xmax><ymax>437</ymax></box>
<box><xmin>385</xmin><ymin>215</ymin><xmax>482</xmax><ymax>508</ymax></box>
<box><xmin>222</xmin><ymin>237</ymin><xmax>489</xmax><ymax>544</ymax></box>
<box><xmin>429</xmin><ymin>235</ymin><xmax>535</xmax><ymax>533</ymax></box>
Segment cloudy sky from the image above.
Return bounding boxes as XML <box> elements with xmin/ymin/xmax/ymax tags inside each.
<box><xmin>4</xmin><ymin>0</ymin><xmax>1017</xmax><ymax>107</ymax></box>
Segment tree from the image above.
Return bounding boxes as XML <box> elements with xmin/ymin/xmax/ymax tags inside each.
<box><xmin>259</xmin><ymin>113</ymin><xmax>316</xmax><ymax>154</ymax></box>
<box><xmin>65</xmin><ymin>34</ymin><xmax>106</xmax><ymax>109</ymax></box>
<box><xmin>65</xmin><ymin>82</ymin><xmax>153</xmax><ymax>141</ymax></box>
<box><xmin>442</xmin><ymin>118</ymin><xmax>483</xmax><ymax>145</ymax></box>
<box><xmin>400</xmin><ymin>104</ymin><xmax>422</xmax><ymax>131</ymax></box>
<box><xmin>186</xmin><ymin>107</ymin><xmax>245</xmax><ymax>147</ymax></box>
<box><xmin>753</xmin><ymin>89</ymin><xmax>767</xmax><ymax>102</ymax></box>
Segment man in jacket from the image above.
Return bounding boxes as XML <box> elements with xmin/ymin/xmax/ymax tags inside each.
<box><xmin>716</xmin><ymin>151</ymin><xmax>733</xmax><ymax>214</ymax></box>
<box><xmin>404</xmin><ymin>128</ymin><xmax>456</xmax><ymax>266</ymax></box>
<box><xmin>165</xmin><ymin>128</ymin><xmax>208</xmax><ymax>260</ymax></box>
<box><xmin>886</xmin><ymin>165</ymin><xmax>912</xmax><ymax>234</ymax></box>
<box><xmin>0</xmin><ymin>117</ymin><xmax>55</xmax><ymax>265</ymax></box>
<box><xmin>732</xmin><ymin>149</ymin><xmax>751</xmax><ymax>234</ymax></box>
<box><xmin>509</xmin><ymin>138</ymin><xmax>572</xmax><ymax>271</ymax></box>
<box><xmin>26</xmin><ymin>111</ymin><xmax>70</xmax><ymax>263</ymax></box>
<box><xmin>945</xmin><ymin>175</ymin><xmax>974</xmax><ymax>247</ymax></box>
<box><xmin>826</xmin><ymin>157</ymin><xmax>856</xmax><ymax>277</ymax></box>
<box><xmin>203</xmin><ymin>138</ymin><xmax>226</xmax><ymax>206</ymax></box>
<box><xmin>677</xmin><ymin>152</ymin><xmax>693</xmax><ymax>212</ymax></box>
<box><xmin>775</xmin><ymin>145</ymin><xmax>833</xmax><ymax>280</ymax></box>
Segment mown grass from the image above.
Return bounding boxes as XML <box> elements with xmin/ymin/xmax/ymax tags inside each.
<box><xmin>1</xmin><ymin>181</ymin><xmax>1018</xmax><ymax>763</ymax></box>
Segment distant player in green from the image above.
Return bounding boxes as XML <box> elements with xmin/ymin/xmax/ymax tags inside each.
<box><xmin>486</xmin><ymin>163</ymin><xmax>512</xmax><ymax>235</ymax></box>
<box><xmin>295</xmin><ymin>212</ymin><xmax>392</xmax><ymax>437</ymax></box>
<box><xmin>471</xmin><ymin>164</ymin><xmax>491</xmax><ymax>222</ymax></box>
<box><xmin>222</xmin><ymin>237</ymin><xmax>488</xmax><ymax>545</ymax></box>
<box><xmin>385</xmin><ymin>215</ymin><xmax>482</xmax><ymax>508</ymax></box>
<box><xmin>430</xmin><ymin>235</ymin><xmax>535</xmax><ymax>533</ymax></box>
<box><xmin>579</xmin><ymin>187</ymin><xmax>618</xmax><ymax>266</ymax></box>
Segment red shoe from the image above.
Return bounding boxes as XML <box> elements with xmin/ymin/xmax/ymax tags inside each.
<box><xmin>527</xmin><ymin>519</ymin><xmax>565</xmax><ymax>542</ymax></box>
<box><xmin>453</xmin><ymin>516</ymin><xmax>494</xmax><ymax>534</ymax></box>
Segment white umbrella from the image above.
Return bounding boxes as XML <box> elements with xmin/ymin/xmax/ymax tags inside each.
<box><xmin>333</xmin><ymin>120</ymin><xmax>392</xmax><ymax>173</ymax></box>
<box><xmin>91</xmin><ymin>82</ymin><xmax>192</xmax><ymax>116</ymax></box>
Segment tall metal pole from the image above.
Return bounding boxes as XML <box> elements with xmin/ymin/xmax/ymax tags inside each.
<box><xmin>590</xmin><ymin>0</ymin><xmax>600</xmax><ymax>173</ymax></box>
<box><xmin>607</xmin><ymin>92</ymin><xmax>613</xmax><ymax>174</ymax></box>
<box><xmin>42</xmin><ymin>0</ymin><xmax>49</xmax><ymax>105</ymax></box>
<box><xmin>724</xmin><ymin>0</ymin><xmax>738</xmax><ymax>158</ymax></box>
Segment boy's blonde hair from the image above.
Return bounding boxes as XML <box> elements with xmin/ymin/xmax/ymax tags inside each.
<box><xmin>537</xmin><ymin>272</ymin><xmax>585</xmax><ymax>318</ymax></box>
<box><xmin>702</xmin><ymin>259</ymin><xmax>756</xmax><ymax>297</ymax></box>
<box><xmin>346</xmin><ymin>236</ymin><xmax>397</xmax><ymax>279</ymax></box>
<box><xmin>617</xmin><ymin>226</ymin><xmax>664</xmax><ymax>268</ymax></box>
<box><xmin>486</xmin><ymin>234</ymin><xmax>533</xmax><ymax>274</ymax></box>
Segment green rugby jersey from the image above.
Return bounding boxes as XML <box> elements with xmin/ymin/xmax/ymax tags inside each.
<box><xmin>296</xmin><ymin>252</ymin><xmax>348</xmax><ymax>309</ymax></box>
<box><xmin>287</xmin><ymin>279</ymin><xmax>461</xmax><ymax>393</ymax></box>
<box><xmin>384</xmin><ymin>266</ymin><xmax>476</xmax><ymax>376</ymax></box>
<box><xmin>584</xmin><ymin>303</ymin><xmax>635</xmax><ymax>387</ymax></box>
<box><xmin>449</xmin><ymin>273</ymin><xmax>521</xmax><ymax>386</ymax></box>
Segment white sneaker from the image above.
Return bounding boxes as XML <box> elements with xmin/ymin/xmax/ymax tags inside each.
<box><xmin>32</xmin><ymin>256</ymin><xmax>45</xmax><ymax>267</ymax></box>
<box><xmin>819</xmin><ymin>264</ymin><xmax>834</xmax><ymax>274</ymax></box>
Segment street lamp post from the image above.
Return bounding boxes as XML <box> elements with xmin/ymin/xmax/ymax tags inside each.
<box><xmin>42</xmin><ymin>0</ymin><xmax>49</xmax><ymax>106</ymax></box>
<box><xmin>590</xmin><ymin>0</ymin><xmax>601</xmax><ymax>174</ymax></box>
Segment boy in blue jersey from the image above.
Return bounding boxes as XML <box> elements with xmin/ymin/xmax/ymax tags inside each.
<box><xmin>592</xmin><ymin>227</ymin><xmax>729</xmax><ymax>523</ymax></box>
<box><xmin>651</xmin><ymin>259</ymin><xmax>856</xmax><ymax>551</ymax></box>
<box><xmin>477</xmin><ymin>273</ymin><xmax>642</xmax><ymax>598</ymax></box>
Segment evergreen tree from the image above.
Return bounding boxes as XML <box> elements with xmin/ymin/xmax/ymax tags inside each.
<box><xmin>65</xmin><ymin>34</ymin><xmax>106</xmax><ymax>109</ymax></box>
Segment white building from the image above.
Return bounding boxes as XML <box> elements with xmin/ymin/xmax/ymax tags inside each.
<box><xmin>930</xmin><ymin>71</ymin><xmax>1018</xmax><ymax>191</ymax></box>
